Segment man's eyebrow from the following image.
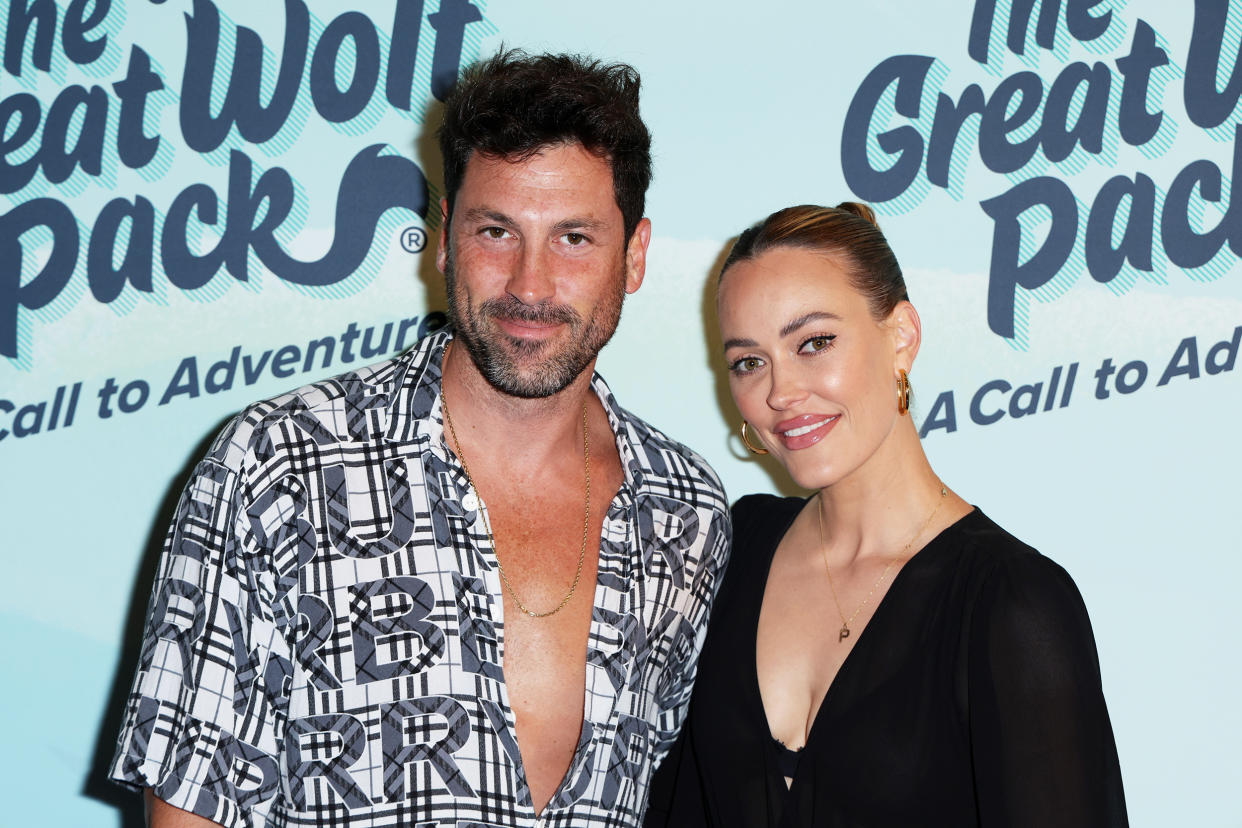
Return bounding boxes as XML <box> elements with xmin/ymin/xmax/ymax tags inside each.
<box><xmin>552</xmin><ymin>217</ymin><xmax>609</xmax><ymax>233</ymax></box>
<box><xmin>780</xmin><ymin>311</ymin><xmax>841</xmax><ymax>338</ymax></box>
<box><xmin>459</xmin><ymin>207</ymin><xmax>514</xmax><ymax>225</ymax></box>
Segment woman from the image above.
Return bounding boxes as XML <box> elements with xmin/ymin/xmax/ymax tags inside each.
<box><xmin>646</xmin><ymin>204</ymin><xmax>1127</xmax><ymax>827</ymax></box>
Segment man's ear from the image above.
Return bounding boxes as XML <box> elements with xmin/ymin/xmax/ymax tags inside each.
<box><xmin>435</xmin><ymin>197</ymin><xmax>450</xmax><ymax>274</ymax></box>
<box><xmin>888</xmin><ymin>300</ymin><xmax>922</xmax><ymax>372</ymax></box>
<box><xmin>624</xmin><ymin>218</ymin><xmax>652</xmax><ymax>294</ymax></box>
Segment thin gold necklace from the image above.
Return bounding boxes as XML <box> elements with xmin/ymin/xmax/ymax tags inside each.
<box><xmin>816</xmin><ymin>483</ymin><xmax>947</xmax><ymax>643</ymax></box>
<box><xmin>439</xmin><ymin>343</ymin><xmax>592</xmax><ymax>618</ymax></box>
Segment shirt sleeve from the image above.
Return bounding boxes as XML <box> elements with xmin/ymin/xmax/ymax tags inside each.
<box><xmin>108</xmin><ymin>417</ymin><xmax>288</xmax><ymax>828</ymax></box>
<box><xmin>968</xmin><ymin>552</ymin><xmax>1129</xmax><ymax>827</ymax></box>
<box><xmin>648</xmin><ymin>497</ymin><xmax>732</xmax><ymax>766</ymax></box>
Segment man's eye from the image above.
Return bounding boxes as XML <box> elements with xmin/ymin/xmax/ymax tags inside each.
<box><xmin>484</xmin><ymin>227</ymin><xmax>508</xmax><ymax>239</ymax></box>
<box><xmin>564</xmin><ymin>232</ymin><xmax>587</xmax><ymax>246</ymax></box>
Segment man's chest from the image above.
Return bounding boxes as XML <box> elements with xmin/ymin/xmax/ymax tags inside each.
<box><xmin>245</xmin><ymin>440</ymin><xmax>709</xmax><ymax>822</ymax></box>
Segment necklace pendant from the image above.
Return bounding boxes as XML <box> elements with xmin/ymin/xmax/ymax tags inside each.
<box><xmin>838</xmin><ymin>625</ymin><xmax>850</xmax><ymax>642</ymax></box>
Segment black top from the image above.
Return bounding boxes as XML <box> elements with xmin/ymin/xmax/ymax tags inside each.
<box><xmin>647</xmin><ymin>495</ymin><xmax>1128</xmax><ymax>828</ymax></box>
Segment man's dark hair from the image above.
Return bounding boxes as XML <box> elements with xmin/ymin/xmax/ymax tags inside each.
<box><xmin>438</xmin><ymin>49</ymin><xmax>652</xmax><ymax>240</ymax></box>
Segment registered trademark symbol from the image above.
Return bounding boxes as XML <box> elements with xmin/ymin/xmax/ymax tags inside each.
<box><xmin>400</xmin><ymin>226</ymin><xmax>427</xmax><ymax>253</ymax></box>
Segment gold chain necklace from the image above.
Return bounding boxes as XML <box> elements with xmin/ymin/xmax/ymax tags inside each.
<box><xmin>439</xmin><ymin>344</ymin><xmax>592</xmax><ymax>618</ymax></box>
<box><xmin>816</xmin><ymin>483</ymin><xmax>947</xmax><ymax>643</ymax></box>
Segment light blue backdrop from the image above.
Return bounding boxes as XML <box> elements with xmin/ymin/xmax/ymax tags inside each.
<box><xmin>2</xmin><ymin>1</ymin><xmax>1239</xmax><ymax>825</ymax></box>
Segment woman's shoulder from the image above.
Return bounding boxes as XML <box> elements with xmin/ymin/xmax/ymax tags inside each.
<box><xmin>947</xmin><ymin>510</ymin><xmax>1094</xmax><ymax>634</ymax></box>
<box><xmin>949</xmin><ymin>510</ymin><xmax>1070</xmax><ymax>579</ymax></box>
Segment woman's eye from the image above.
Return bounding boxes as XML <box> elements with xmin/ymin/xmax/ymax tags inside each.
<box><xmin>729</xmin><ymin>356</ymin><xmax>764</xmax><ymax>374</ymax></box>
<box><xmin>799</xmin><ymin>335</ymin><xmax>835</xmax><ymax>354</ymax></box>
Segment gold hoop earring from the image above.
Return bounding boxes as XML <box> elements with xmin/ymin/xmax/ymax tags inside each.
<box><xmin>740</xmin><ymin>421</ymin><xmax>769</xmax><ymax>455</ymax></box>
<box><xmin>896</xmin><ymin>369</ymin><xmax>911</xmax><ymax>416</ymax></box>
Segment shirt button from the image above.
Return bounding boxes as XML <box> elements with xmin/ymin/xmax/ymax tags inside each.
<box><xmin>462</xmin><ymin>492</ymin><xmax>478</xmax><ymax>511</ymax></box>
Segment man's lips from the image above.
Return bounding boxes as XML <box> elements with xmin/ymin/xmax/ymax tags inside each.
<box><xmin>773</xmin><ymin>414</ymin><xmax>839</xmax><ymax>449</ymax></box>
<box><xmin>493</xmin><ymin>316</ymin><xmax>563</xmax><ymax>338</ymax></box>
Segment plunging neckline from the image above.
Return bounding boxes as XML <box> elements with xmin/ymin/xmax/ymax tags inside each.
<box><xmin>750</xmin><ymin>499</ymin><xmax>975</xmax><ymax>787</ymax></box>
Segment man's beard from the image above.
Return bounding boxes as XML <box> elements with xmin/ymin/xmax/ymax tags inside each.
<box><xmin>443</xmin><ymin>248</ymin><xmax>627</xmax><ymax>399</ymax></box>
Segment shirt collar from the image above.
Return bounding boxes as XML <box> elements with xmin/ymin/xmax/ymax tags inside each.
<box><xmin>382</xmin><ymin>328</ymin><xmax>661</xmax><ymax>495</ymax></box>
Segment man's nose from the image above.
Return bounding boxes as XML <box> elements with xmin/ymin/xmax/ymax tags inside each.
<box><xmin>506</xmin><ymin>242</ymin><xmax>555</xmax><ymax>305</ymax></box>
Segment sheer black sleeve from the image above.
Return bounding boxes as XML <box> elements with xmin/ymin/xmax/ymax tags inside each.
<box><xmin>644</xmin><ymin>724</ymin><xmax>710</xmax><ymax>828</ymax></box>
<box><xmin>968</xmin><ymin>553</ymin><xmax>1128</xmax><ymax>827</ymax></box>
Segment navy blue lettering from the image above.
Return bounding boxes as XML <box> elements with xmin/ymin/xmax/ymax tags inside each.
<box><xmin>1009</xmin><ymin>383</ymin><xmax>1041</xmax><ymax>418</ymax></box>
<box><xmin>310</xmin><ymin>13</ymin><xmax>380</xmax><ymax>123</ymax></box>
<box><xmin>1040</xmin><ymin>62</ymin><xmax>1110</xmax><ymax>161</ymax></box>
<box><xmin>0</xmin><ymin>93</ymin><xmax>43</xmax><ymax>193</ymax></box>
<box><xmin>969</xmin><ymin>0</ymin><xmax>1112</xmax><ymax>65</ymax></box>
<box><xmin>1160</xmin><ymin>126</ymin><xmax>1242</xmax><ymax>268</ymax></box>
<box><xmin>427</xmin><ymin>0</ymin><xmax>482</xmax><ymax>101</ymax></box>
<box><xmin>179</xmin><ymin>0</ymin><xmax>309</xmax><ymax>152</ymax></box>
<box><xmin>205</xmin><ymin>347</ymin><xmax>239</xmax><ymax>393</ymax></box>
<box><xmin>1115</xmin><ymin>360</ymin><xmax>1147</xmax><ymax>393</ymax></box>
<box><xmin>87</xmin><ymin>196</ymin><xmax>155</xmax><ymax>302</ymax></box>
<box><xmin>1093</xmin><ymin>358</ymin><xmax>1116</xmax><ymax>399</ymax></box>
<box><xmin>385</xmin><ymin>0</ymin><xmax>424</xmax><ymax>110</ymax></box>
<box><xmin>1158</xmin><ymin>338</ymin><xmax>1200</xmax><ymax>385</ymax></box>
<box><xmin>970</xmin><ymin>380</ymin><xmax>1009</xmax><ymax>426</ymax></box>
<box><xmin>841</xmin><ymin>55</ymin><xmax>933</xmax><ymax>203</ymax></box>
<box><xmin>1085</xmin><ymin>174</ymin><xmax>1155</xmax><ymax>283</ymax></box>
<box><xmin>1206</xmin><ymin>327</ymin><xmax>1241</xmax><ymax>374</ymax></box>
<box><xmin>3</xmin><ymin>0</ymin><xmax>56</xmax><ymax>77</ymax></box>
<box><xmin>360</xmin><ymin>322</ymin><xmax>393</xmax><ymax>359</ymax></box>
<box><xmin>926</xmin><ymin>85</ymin><xmax>985</xmax><ymax>188</ymax></box>
<box><xmin>303</xmin><ymin>336</ymin><xmax>334</xmax><ymax>373</ymax></box>
<box><xmin>919</xmin><ymin>391</ymin><xmax>957</xmax><ymax>436</ymax></box>
<box><xmin>259</xmin><ymin>144</ymin><xmax>429</xmax><ymax>283</ymax></box>
<box><xmin>1115</xmin><ymin>20</ymin><xmax>1167</xmax><ymax>147</ymax></box>
<box><xmin>160</xmin><ymin>357</ymin><xmax>201</xmax><ymax>405</ymax></box>
<box><xmin>41</xmin><ymin>83</ymin><xmax>108</xmax><ymax>183</ymax></box>
<box><xmin>980</xmin><ymin>177</ymin><xmax>1078</xmax><ymax>338</ymax></box>
<box><xmin>112</xmin><ymin>46</ymin><xmax>164</xmax><ymax>170</ymax></box>
<box><xmin>271</xmin><ymin>345</ymin><xmax>299</xmax><ymax>378</ymax></box>
<box><xmin>1184</xmin><ymin>0</ymin><xmax>1242</xmax><ymax>129</ymax></box>
<box><xmin>62</xmin><ymin>0</ymin><xmax>110</xmax><ymax>66</ymax></box>
<box><xmin>0</xmin><ymin>197</ymin><xmax>77</xmax><ymax>358</ymax></box>
<box><xmin>979</xmin><ymin>71</ymin><xmax>1042</xmax><ymax>173</ymax></box>
<box><xmin>162</xmin><ymin>183</ymin><xmax>223</xmax><ymax>289</ymax></box>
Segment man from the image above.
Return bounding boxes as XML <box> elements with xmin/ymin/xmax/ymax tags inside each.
<box><xmin>110</xmin><ymin>50</ymin><xmax>731</xmax><ymax>827</ymax></box>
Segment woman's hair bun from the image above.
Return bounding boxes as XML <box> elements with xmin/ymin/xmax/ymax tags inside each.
<box><xmin>835</xmin><ymin>201</ymin><xmax>879</xmax><ymax>227</ymax></box>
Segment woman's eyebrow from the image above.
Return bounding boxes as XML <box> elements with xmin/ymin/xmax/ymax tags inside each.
<box><xmin>780</xmin><ymin>311</ymin><xmax>842</xmax><ymax>338</ymax></box>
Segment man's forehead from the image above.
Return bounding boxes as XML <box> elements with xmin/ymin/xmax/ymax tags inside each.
<box><xmin>468</xmin><ymin>139</ymin><xmax>612</xmax><ymax>169</ymax></box>
<box><xmin>452</xmin><ymin>142</ymin><xmax>622</xmax><ymax>221</ymax></box>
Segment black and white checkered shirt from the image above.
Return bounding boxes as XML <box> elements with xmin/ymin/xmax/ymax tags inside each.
<box><xmin>110</xmin><ymin>329</ymin><xmax>731</xmax><ymax>827</ymax></box>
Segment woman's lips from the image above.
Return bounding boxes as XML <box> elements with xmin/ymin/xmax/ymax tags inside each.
<box><xmin>774</xmin><ymin>414</ymin><xmax>839</xmax><ymax>450</ymax></box>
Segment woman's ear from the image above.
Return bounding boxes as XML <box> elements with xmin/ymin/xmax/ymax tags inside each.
<box><xmin>888</xmin><ymin>300</ymin><xmax>922</xmax><ymax>372</ymax></box>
